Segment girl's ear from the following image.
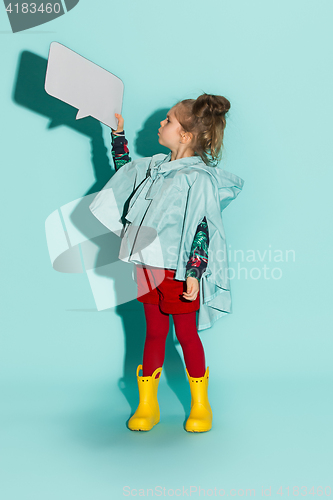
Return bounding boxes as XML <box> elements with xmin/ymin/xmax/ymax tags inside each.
<box><xmin>180</xmin><ymin>131</ymin><xmax>193</xmax><ymax>144</ymax></box>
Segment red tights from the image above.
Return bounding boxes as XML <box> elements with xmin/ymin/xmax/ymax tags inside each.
<box><xmin>142</xmin><ymin>303</ymin><xmax>206</xmax><ymax>378</ymax></box>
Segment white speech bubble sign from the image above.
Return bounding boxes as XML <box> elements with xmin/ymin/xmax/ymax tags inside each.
<box><xmin>44</xmin><ymin>42</ymin><xmax>124</xmax><ymax>130</ymax></box>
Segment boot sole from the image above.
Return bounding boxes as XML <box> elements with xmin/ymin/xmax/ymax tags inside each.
<box><xmin>128</xmin><ymin>419</ymin><xmax>160</xmax><ymax>431</ymax></box>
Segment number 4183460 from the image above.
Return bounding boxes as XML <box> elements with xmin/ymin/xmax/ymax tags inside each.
<box><xmin>6</xmin><ymin>3</ymin><xmax>61</xmax><ymax>14</ymax></box>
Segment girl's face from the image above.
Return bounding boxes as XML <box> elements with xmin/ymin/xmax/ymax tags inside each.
<box><xmin>158</xmin><ymin>106</ymin><xmax>184</xmax><ymax>151</ymax></box>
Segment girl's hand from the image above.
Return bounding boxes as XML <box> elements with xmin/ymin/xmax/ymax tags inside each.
<box><xmin>182</xmin><ymin>276</ymin><xmax>199</xmax><ymax>301</ymax></box>
<box><xmin>112</xmin><ymin>113</ymin><xmax>124</xmax><ymax>135</ymax></box>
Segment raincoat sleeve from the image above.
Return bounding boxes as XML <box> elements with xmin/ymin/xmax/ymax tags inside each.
<box><xmin>175</xmin><ymin>170</ymin><xmax>244</xmax><ymax>331</ymax></box>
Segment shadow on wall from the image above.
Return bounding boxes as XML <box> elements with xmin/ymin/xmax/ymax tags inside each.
<box><xmin>13</xmin><ymin>50</ymin><xmax>191</xmax><ymax>436</ymax></box>
<box><xmin>134</xmin><ymin>110</ymin><xmax>170</xmax><ymax>158</ymax></box>
<box><xmin>13</xmin><ymin>50</ymin><xmax>112</xmax><ymax>194</ymax></box>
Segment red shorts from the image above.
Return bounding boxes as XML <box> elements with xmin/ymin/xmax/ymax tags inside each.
<box><xmin>136</xmin><ymin>264</ymin><xmax>200</xmax><ymax>314</ymax></box>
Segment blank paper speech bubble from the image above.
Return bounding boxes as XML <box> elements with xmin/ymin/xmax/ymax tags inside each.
<box><xmin>44</xmin><ymin>42</ymin><xmax>124</xmax><ymax>130</ymax></box>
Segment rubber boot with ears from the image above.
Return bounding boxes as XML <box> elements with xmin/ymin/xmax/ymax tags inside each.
<box><xmin>128</xmin><ymin>365</ymin><xmax>162</xmax><ymax>431</ymax></box>
<box><xmin>185</xmin><ymin>367</ymin><xmax>213</xmax><ymax>432</ymax></box>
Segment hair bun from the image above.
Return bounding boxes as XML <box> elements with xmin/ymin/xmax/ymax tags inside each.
<box><xmin>193</xmin><ymin>93</ymin><xmax>230</xmax><ymax>119</ymax></box>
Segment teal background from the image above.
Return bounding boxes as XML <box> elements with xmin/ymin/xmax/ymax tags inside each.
<box><xmin>1</xmin><ymin>1</ymin><xmax>332</xmax><ymax>498</ymax></box>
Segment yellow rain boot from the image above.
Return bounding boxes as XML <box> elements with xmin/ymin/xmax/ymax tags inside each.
<box><xmin>185</xmin><ymin>367</ymin><xmax>213</xmax><ymax>432</ymax></box>
<box><xmin>128</xmin><ymin>364</ymin><xmax>162</xmax><ymax>431</ymax></box>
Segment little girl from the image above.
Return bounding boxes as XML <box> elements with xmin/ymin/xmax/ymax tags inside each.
<box><xmin>89</xmin><ymin>93</ymin><xmax>244</xmax><ymax>433</ymax></box>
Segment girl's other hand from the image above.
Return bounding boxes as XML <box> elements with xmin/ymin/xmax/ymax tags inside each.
<box><xmin>112</xmin><ymin>113</ymin><xmax>124</xmax><ymax>135</ymax></box>
<box><xmin>183</xmin><ymin>276</ymin><xmax>199</xmax><ymax>301</ymax></box>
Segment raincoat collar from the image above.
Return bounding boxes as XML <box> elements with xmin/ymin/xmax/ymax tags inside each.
<box><xmin>148</xmin><ymin>152</ymin><xmax>205</xmax><ymax>178</ymax></box>
<box><xmin>148</xmin><ymin>152</ymin><xmax>244</xmax><ymax>191</ymax></box>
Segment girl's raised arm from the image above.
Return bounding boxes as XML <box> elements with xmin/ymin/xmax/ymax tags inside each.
<box><xmin>111</xmin><ymin>113</ymin><xmax>132</xmax><ymax>171</ymax></box>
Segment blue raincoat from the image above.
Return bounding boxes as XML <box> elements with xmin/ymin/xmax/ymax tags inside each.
<box><xmin>89</xmin><ymin>152</ymin><xmax>244</xmax><ymax>330</ymax></box>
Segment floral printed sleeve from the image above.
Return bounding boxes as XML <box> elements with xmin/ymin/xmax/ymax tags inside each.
<box><xmin>185</xmin><ymin>217</ymin><xmax>209</xmax><ymax>281</ymax></box>
<box><xmin>111</xmin><ymin>131</ymin><xmax>209</xmax><ymax>280</ymax></box>
<box><xmin>111</xmin><ymin>131</ymin><xmax>131</xmax><ymax>171</ymax></box>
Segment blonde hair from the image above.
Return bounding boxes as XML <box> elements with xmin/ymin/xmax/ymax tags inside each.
<box><xmin>174</xmin><ymin>93</ymin><xmax>231</xmax><ymax>167</ymax></box>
